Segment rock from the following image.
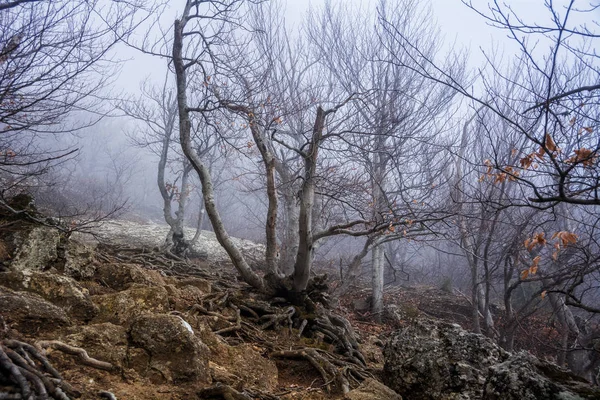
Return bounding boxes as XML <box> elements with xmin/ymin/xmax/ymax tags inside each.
<box><xmin>129</xmin><ymin>314</ymin><xmax>210</xmax><ymax>384</ymax></box>
<box><xmin>345</xmin><ymin>378</ymin><xmax>402</xmax><ymax>400</ymax></box>
<box><xmin>483</xmin><ymin>352</ymin><xmax>600</xmax><ymax>399</ymax></box>
<box><xmin>196</xmin><ymin>320</ymin><xmax>278</xmax><ymax>391</ymax></box>
<box><xmin>0</xmin><ymin>271</ymin><xmax>98</xmax><ymax>321</ymax></box>
<box><xmin>383</xmin><ymin>319</ymin><xmax>508</xmax><ymax>399</ymax></box>
<box><xmin>92</xmin><ymin>286</ymin><xmax>170</xmax><ymax>326</ymax></box>
<box><xmin>0</xmin><ymin>287</ymin><xmax>70</xmax><ymax>334</ymax></box>
<box><xmin>95</xmin><ymin>263</ymin><xmax>166</xmax><ymax>291</ymax></box>
<box><xmin>63</xmin><ymin>323</ymin><xmax>128</xmax><ymax>370</ymax></box>
<box><xmin>383</xmin><ymin>319</ymin><xmax>600</xmax><ymax>400</ymax></box>
<box><xmin>0</xmin><ymin>239</ymin><xmax>10</xmax><ymax>266</ymax></box>
<box><xmin>172</xmin><ymin>277</ymin><xmax>211</xmax><ymax>294</ymax></box>
<box><xmin>63</xmin><ymin>236</ymin><xmax>97</xmax><ymax>279</ymax></box>
<box><xmin>209</xmin><ymin>361</ymin><xmax>243</xmax><ymax>389</ymax></box>
<box><xmin>10</xmin><ymin>227</ymin><xmax>60</xmax><ymax>271</ymax></box>
<box><xmin>360</xmin><ymin>335</ymin><xmax>384</xmax><ymax>366</ymax></box>
<box><xmin>165</xmin><ymin>284</ymin><xmax>206</xmax><ymax>311</ymax></box>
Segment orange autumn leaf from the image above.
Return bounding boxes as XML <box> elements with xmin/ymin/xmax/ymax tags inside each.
<box><xmin>521</xmin><ymin>269</ymin><xmax>530</xmax><ymax>280</ymax></box>
<box><xmin>520</xmin><ymin>153</ymin><xmax>535</xmax><ymax>169</ymax></box>
<box><xmin>537</xmin><ymin>146</ymin><xmax>546</xmax><ymax>160</ymax></box>
<box><xmin>545</xmin><ymin>134</ymin><xmax>559</xmax><ymax>152</ymax></box>
<box><xmin>541</xmin><ymin>290</ymin><xmax>547</xmax><ymax>299</ymax></box>
<box><xmin>530</xmin><ymin>255</ymin><xmax>541</xmax><ymax>275</ymax></box>
<box><xmin>566</xmin><ymin>148</ymin><xmax>597</xmax><ymax>167</ymax></box>
<box><xmin>551</xmin><ymin>231</ymin><xmax>578</xmax><ymax>246</ymax></box>
<box><xmin>524</xmin><ymin>232</ymin><xmax>546</xmax><ymax>251</ymax></box>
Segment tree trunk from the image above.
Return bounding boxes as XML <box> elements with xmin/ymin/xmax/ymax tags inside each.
<box><xmin>371</xmin><ymin>244</ymin><xmax>385</xmax><ymax>323</ymax></box>
<box><xmin>173</xmin><ymin>15</ymin><xmax>264</xmax><ymax>291</ymax></box>
<box><xmin>274</xmin><ymin>164</ymin><xmax>299</xmax><ymax>276</ymax></box>
<box><xmin>334</xmin><ymin>237</ymin><xmax>373</xmax><ymax>296</ymax></box>
<box><xmin>190</xmin><ymin>200</ymin><xmax>205</xmax><ymax>245</ymax></box>
<box><xmin>292</xmin><ymin>106</ymin><xmax>326</xmax><ymax>293</ymax></box>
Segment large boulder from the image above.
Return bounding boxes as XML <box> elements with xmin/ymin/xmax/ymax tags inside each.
<box><xmin>129</xmin><ymin>314</ymin><xmax>210</xmax><ymax>384</ymax></box>
<box><xmin>483</xmin><ymin>352</ymin><xmax>600</xmax><ymax>399</ymax></box>
<box><xmin>384</xmin><ymin>319</ymin><xmax>506</xmax><ymax>399</ymax></box>
<box><xmin>63</xmin><ymin>236</ymin><xmax>97</xmax><ymax>279</ymax></box>
<box><xmin>383</xmin><ymin>319</ymin><xmax>600</xmax><ymax>400</ymax></box>
<box><xmin>9</xmin><ymin>227</ymin><xmax>61</xmax><ymax>271</ymax></box>
<box><xmin>92</xmin><ymin>286</ymin><xmax>170</xmax><ymax>326</ymax></box>
<box><xmin>0</xmin><ymin>287</ymin><xmax>70</xmax><ymax>334</ymax></box>
<box><xmin>0</xmin><ymin>271</ymin><xmax>98</xmax><ymax>321</ymax></box>
<box><xmin>94</xmin><ymin>263</ymin><xmax>167</xmax><ymax>291</ymax></box>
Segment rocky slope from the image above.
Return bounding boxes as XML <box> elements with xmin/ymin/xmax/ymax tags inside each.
<box><xmin>0</xmin><ymin>220</ymin><xmax>599</xmax><ymax>399</ymax></box>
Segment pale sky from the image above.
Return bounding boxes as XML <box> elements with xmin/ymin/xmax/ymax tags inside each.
<box><xmin>115</xmin><ymin>0</ymin><xmax>577</xmax><ymax>96</ymax></box>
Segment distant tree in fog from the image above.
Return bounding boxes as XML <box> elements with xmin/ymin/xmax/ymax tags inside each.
<box><xmin>380</xmin><ymin>0</ymin><xmax>600</xmax><ymax>382</ymax></box>
<box><xmin>0</xmin><ymin>0</ymin><xmax>147</xmax><ymax>225</ymax></box>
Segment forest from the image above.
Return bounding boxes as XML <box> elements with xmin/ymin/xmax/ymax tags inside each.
<box><xmin>1</xmin><ymin>0</ymin><xmax>600</xmax><ymax>396</ymax></box>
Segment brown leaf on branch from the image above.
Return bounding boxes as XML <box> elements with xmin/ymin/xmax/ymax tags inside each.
<box><xmin>545</xmin><ymin>134</ymin><xmax>559</xmax><ymax>153</ymax></box>
<box><xmin>566</xmin><ymin>148</ymin><xmax>597</xmax><ymax>167</ymax></box>
<box><xmin>551</xmin><ymin>231</ymin><xmax>578</xmax><ymax>246</ymax></box>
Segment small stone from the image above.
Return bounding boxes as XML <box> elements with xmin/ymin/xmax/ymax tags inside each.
<box><xmin>345</xmin><ymin>378</ymin><xmax>402</xmax><ymax>400</ymax></box>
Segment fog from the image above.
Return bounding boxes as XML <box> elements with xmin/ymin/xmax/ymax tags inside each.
<box><xmin>3</xmin><ymin>0</ymin><xmax>599</xmax><ymax>382</ymax></box>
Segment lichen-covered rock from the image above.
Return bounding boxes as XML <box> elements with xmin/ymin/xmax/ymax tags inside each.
<box><xmin>0</xmin><ymin>271</ymin><xmax>98</xmax><ymax>321</ymax></box>
<box><xmin>129</xmin><ymin>314</ymin><xmax>210</xmax><ymax>384</ymax></box>
<box><xmin>345</xmin><ymin>378</ymin><xmax>402</xmax><ymax>400</ymax></box>
<box><xmin>383</xmin><ymin>319</ymin><xmax>508</xmax><ymax>399</ymax></box>
<box><xmin>10</xmin><ymin>227</ymin><xmax>60</xmax><ymax>271</ymax></box>
<box><xmin>172</xmin><ymin>277</ymin><xmax>211</xmax><ymax>294</ymax></box>
<box><xmin>0</xmin><ymin>287</ymin><xmax>70</xmax><ymax>334</ymax></box>
<box><xmin>93</xmin><ymin>220</ymin><xmax>263</xmax><ymax>265</ymax></box>
<box><xmin>63</xmin><ymin>323</ymin><xmax>128</xmax><ymax>370</ymax></box>
<box><xmin>92</xmin><ymin>286</ymin><xmax>169</xmax><ymax>325</ymax></box>
<box><xmin>164</xmin><ymin>285</ymin><xmax>202</xmax><ymax>311</ymax></box>
<box><xmin>63</xmin><ymin>237</ymin><xmax>97</xmax><ymax>279</ymax></box>
<box><xmin>384</xmin><ymin>319</ymin><xmax>600</xmax><ymax>400</ymax></box>
<box><xmin>95</xmin><ymin>263</ymin><xmax>167</xmax><ymax>291</ymax></box>
<box><xmin>483</xmin><ymin>352</ymin><xmax>600</xmax><ymax>399</ymax></box>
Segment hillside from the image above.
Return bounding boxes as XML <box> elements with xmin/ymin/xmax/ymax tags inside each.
<box><xmin>0</xmin><ymin>220</ymin><xmax>599</xmax><ymax>399</ymax></box>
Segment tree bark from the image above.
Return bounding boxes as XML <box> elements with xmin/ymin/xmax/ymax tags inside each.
<box><xmin>371</xmin><ymin>243</ymin><xmax>385</xmax><ymax>323</ymax></box>
<box><xmin>173</xmin><ymin>14</ymin><xmax>263</xmax><ymax>291</ymax></box>
<box><xmin>292</xmin><ymin>106</ymin><xmax>326</xmax><ymax>293</ymax></box>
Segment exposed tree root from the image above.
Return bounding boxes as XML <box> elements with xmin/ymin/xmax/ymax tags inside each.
<box><xmin>96</xmin><ymin>244</ymin><xmax>213</xmax><ymax>279</ymax></box>
<box><xmin>312</xmin><ymin>306</ymin><xmax>366</xmax><ymax>366</ymax></box>
<box><xmin>35</xmin><ymin>341</ymin><xmax>113</xmax><ymax>372</ymax></box>
<box><xmin>95</xmin><ymin>244</ymin><xmax>372</xmax><ymax>395</ymax></box>
<box><xmin>272</xmin><ymin>349</ymin><xmax>354</xmax><ymax>394</ymax></box>
<box><xmin>197</xmin><ymin>383</ymin><xmax>281</xmax><ymax>400</ymax></box>
<box><xmin>259</xmin><ymin>306</ymin><xmax>295</xmax><ymax>331</ymax></box>
<box><xmin>0</xmin><ymin>339</ymin><xmax>80</xmax><ymax>400</ymax></box>
<box><xmin>215</xmin><ymin>306</ymin><xmax>242</xmax><ymax>335</ymax></box>
<box><xmin>184</xmin><ymin>286</ymin><xmax>370</xmax><ymax>395</ymax></box>
<box><xmin>98</xmin><ymin>391</ymin><xmax>117</xmax><ymax>400</ymax></box>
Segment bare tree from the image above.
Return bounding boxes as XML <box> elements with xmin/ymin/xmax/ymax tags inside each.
<box><xmin>380</xmin><ymin>0</ymin><xmax>600</xmax><ymax>207</ymax></box>
<box><xmin>305</xmin><ymin>0</ymin><xmax>462</xmax><ymax>319</ymax></box>
<box><xmin>117</xmin><ymin>75</ymin><xmax>225</xmax><ymax>255</ymax></box>
<box><xmin>0</xmin><ymin>0</ymin><xmax>146</xmax><ymax>225</ymax></box>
